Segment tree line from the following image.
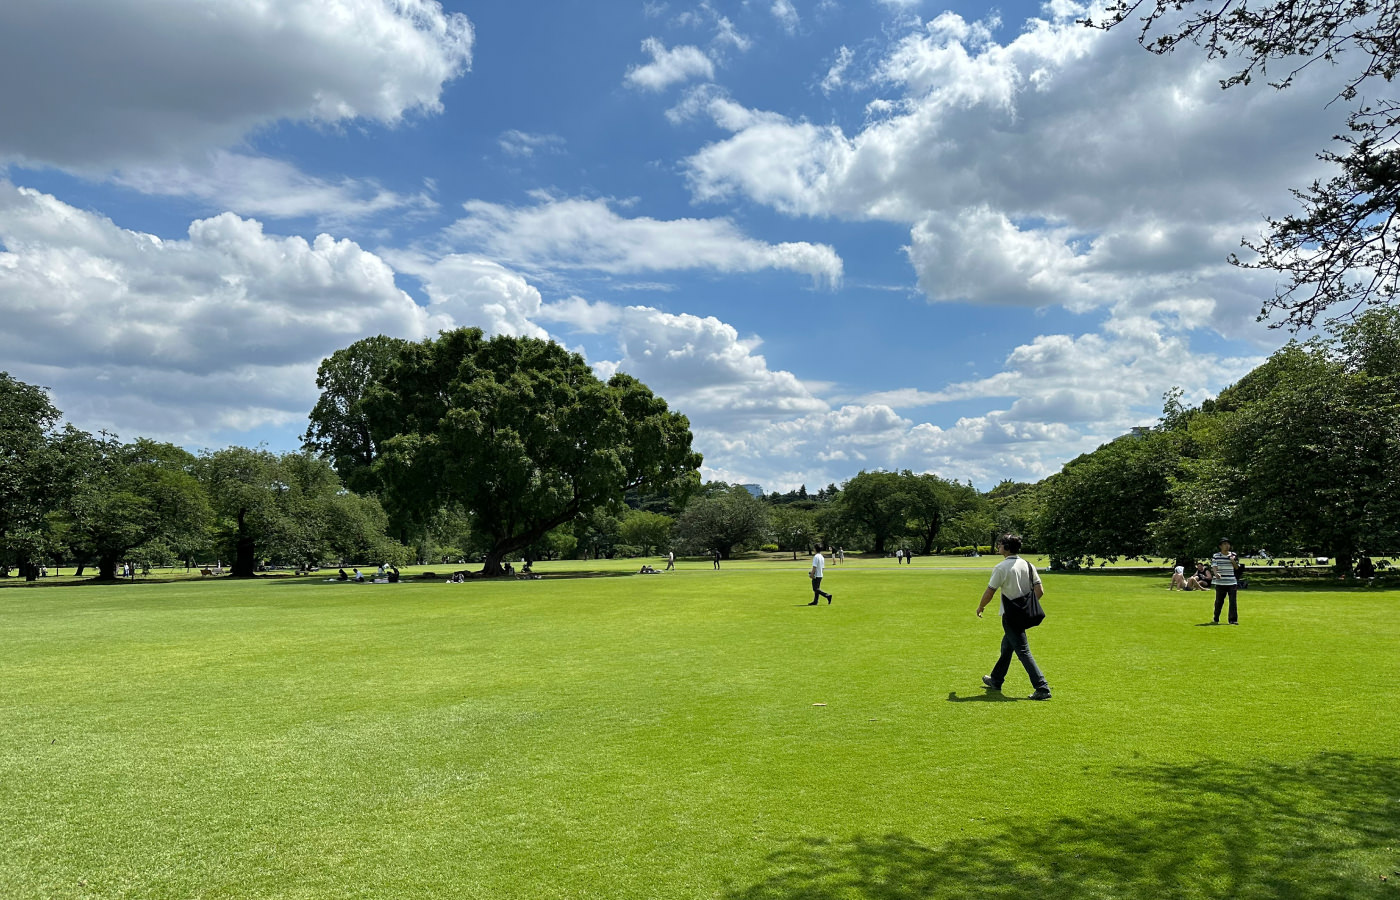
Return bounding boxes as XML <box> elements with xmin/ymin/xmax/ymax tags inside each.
<box><xmin>13</xmin><ymin>311</ymin><xmax>1390</xmax><ymax>581</ymax></box>
<box><xmin>1031</xmin><ymin>309</ymin><xmax>1400</xmax><ymax>574</ymax></box>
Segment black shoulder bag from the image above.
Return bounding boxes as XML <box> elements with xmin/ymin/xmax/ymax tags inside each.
<box><xmin>1003</xmin><ymin>561</ymin><xmax>1046</xmax><ymax>630</ymax></box>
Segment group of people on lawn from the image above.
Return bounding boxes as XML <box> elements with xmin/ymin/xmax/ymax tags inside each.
<box><xmin>1170</xmin><ymin>538</ymin><xmax>1242</xmax><ymax>625</ymax></box>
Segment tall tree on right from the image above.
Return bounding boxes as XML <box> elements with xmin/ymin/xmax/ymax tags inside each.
<box><xmin>1088</xmin><ymin>1</ymin><xmax>1400</xmax><ymax>329</ymax></box>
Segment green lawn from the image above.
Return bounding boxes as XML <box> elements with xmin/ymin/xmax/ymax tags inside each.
<box><xmin>2</xmin><ymin>564</ymin><xmax>1397</xmax><ymax>898</ymax></box>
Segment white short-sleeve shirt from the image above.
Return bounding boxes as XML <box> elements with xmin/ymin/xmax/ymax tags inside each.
<box><xmin>987</xmin><ymin>556</ymin><xmax>1040</xmax><ymax>615</ymax></box>
<box><xmin>811</xmin><ymin>553</ymin><xmax>825</xmax><ymax>578</ymax></box>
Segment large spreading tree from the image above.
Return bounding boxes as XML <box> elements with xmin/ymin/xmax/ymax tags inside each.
<box><xmin>309</xmin><ymin>329</ymin><xmax>701</xmax><ymax>576</ymax></box>
<box><xmin>1088</xmin><ymin>0</ymin><xmax>1400</xmax><ymax>329</ymax></box>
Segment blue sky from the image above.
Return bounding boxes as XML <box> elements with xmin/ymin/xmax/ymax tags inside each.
<box><xmin>0</xmin><ymin>1</ymin><xmax>1349</xmax><ymax>490</ymax></box>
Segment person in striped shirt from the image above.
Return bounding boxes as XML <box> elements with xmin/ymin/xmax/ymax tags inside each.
<box><xmin>1211</xmin><ymin>538</ymin><xmax>1240</xmax><ymax>625</ymax></box>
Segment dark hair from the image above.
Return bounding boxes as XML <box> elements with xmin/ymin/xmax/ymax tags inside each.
<box><xmin>999</xmin><ymin>533</ymin><xmax>1023</xmax><ymax>554</ymax></box>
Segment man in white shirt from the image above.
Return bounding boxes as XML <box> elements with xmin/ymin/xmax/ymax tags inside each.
<box><xmin>975</xmin><ymin>534</ymin><xmax>1051</xmax><ymax>700</ymax></box>
<box><xmin>807</xmin><ymin>549</ymin><xmax>833</xmax><ymax>605</ymax></box>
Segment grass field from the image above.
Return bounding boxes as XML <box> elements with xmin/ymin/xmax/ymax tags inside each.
<box><xmin>3</xmin><ymin>561</ymin><xmax>1397</xmax><ymax>898</ymax></box>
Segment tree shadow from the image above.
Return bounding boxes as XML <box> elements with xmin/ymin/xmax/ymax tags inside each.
<box><xmin>724</xmin><ymin>752</ymin><xmax>1399</xmax><ymax>899</ymax></box>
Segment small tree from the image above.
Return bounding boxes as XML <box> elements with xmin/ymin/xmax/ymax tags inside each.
<box><xmin>675</xmin><ymin>484</ymin><xmax>771</xmax><ymax>559</ymax></box>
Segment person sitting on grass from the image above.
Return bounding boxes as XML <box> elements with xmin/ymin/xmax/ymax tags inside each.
<box><xmin>338</xmin><ymin>568</ymin><xmax>349</xmax><ymax>581</ymax></box>
<box><xmin>352</xmin><ymin>568</ymin><xmax>365</xmax><ymax>583</ymax></box>
<box><xmin>1170</xmin><ymin>563</ymin><xmax>1187</xmax><ymax>590</ymax></box>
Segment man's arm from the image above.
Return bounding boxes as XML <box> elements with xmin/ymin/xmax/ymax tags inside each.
<box><xmin>976</xmin><ymin>586</ymin><xmax>996</xmax><ymax>618</ymax></box>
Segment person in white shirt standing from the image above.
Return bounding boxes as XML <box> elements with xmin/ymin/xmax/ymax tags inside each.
<box><xmin>807</xmin><ymin>549</ymin><xmax>833</xmax><ymax>605</ymax></box>
<box><xmin>976</xmin><ymin>534</ymin><xmax>1051</xmax><ymax>700</ymax></box>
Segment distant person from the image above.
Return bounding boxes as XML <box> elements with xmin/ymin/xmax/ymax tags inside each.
<box><xmin>665</xmin><ymin>550</ymin><xmax>675</xmax><ymax>571</ymax></box>
<box><xmin>837</xmin><ymin>547</ymin><xmax>845</xmax><ymax>564</ymax></box>
<box><xmin>338</xmin><ymin>568</ymin><xmax>348</xmax><ymax>581</ymax></box>
<box><xmin>807</xmin><ymin>549</ymin><xmax>833</xmax><ymax>605</ymax></box>
<box><xmin>976</xmin><ymin>533</ymin><xmax>1051</xmax><ymax>700</ymax></box>
<box><xmin>712</xmin><ymin>549</ymin><xmax>721</xmax><ymax>570</ymax></box>
<box><xmin>894</xmin><ymin>549</ymin><xmax>903</xmax><ymax>564</ymax></box>
<box><xmin>387</xmin><ymin>566</ymin><xmax>400</xmax><ymax>583</ymax></box>
<box><xmin>1356</xmin><ymin>556</ymin><xmax>1376</xmax><ymax>579</ymax></box>
<box><xmin>352</xmin><ymin>567</ymin><xmax>365</xmax><ymax>583</ymax></box>
<box><xmin>1170</xmin><ymin>563</ymin><xmax>1186</xmax><ymax>590</ymax></box>
<box><xmin>1211</xmin><ymin>538</ymin><xmax>1239</xmax><ymax>625</ymax></box>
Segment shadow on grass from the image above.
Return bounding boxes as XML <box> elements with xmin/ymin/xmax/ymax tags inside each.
<box><xmin>945</xmin><ymin>691</ymin><xmax>1019</xmax><ymax>703</ymax></box>
<box><xmin>724</xmin><ymin>752</ymin><xmax>1399</xmax><ymax>900</ymax></box>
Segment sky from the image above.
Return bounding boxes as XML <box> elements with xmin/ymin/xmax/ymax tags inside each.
<box><xmin>0</xmin><ymin>0</ymin><xmax>1352</xmax><ymax>492</ymax></box>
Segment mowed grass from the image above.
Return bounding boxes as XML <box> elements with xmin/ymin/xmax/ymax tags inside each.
<box><xmin>2</xmin><ymin>562</ymin><xmax>1397</xmax><ymax>899</ymax></box>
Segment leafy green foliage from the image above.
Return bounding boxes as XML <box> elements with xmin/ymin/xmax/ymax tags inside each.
<box><xmin>675</xmin><ymin>484</ymin><xmax>771</xmax><ymax>558</ymax></box>
<box><xmin>313</xmin><ymin>329</ymin><xmax>701</xmax><ymax>575</ymax></box>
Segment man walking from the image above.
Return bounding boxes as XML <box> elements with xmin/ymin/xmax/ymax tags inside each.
<box><xmin>712</xmin><ymin>549</ymin><xmax>721</xmax><ymax>570</ymax></box>
<box><xmin>1212</xmin><ymin>538</ymin><xmax>1240</xmax><ymax>624</ymax></box>
<box><xmin>807</xmin><ymin>548</ymin><xmax>833</xmax><ymax>605</ymax></box>
<box><xmin>976</xmin><ymin>534</ymin><xmax>1051</xmax><ymax>700</ymax></box>
<box><xmin>665</xmin><ymin>550</ymin><xmax>675</xmax><ymax>571</ymax></box>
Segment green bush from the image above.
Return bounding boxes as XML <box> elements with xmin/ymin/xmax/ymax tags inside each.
<box><xmin>759</xmin><ymin>543</ymin><xmax>779</xmax><ymax>553</ymax></box>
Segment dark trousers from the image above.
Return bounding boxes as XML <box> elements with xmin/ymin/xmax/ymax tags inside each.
<box><xmin>1213</xmin><ymin>585</ymin><xmax>1238</xmax><ymax>623</ymax></box>
<box><xmin>811</xmin><ymin>577</ymin><xmax>831</xmax><ymax>602</ymax></box>
<box><xmin>989</xmin><ymin>617</ymin><xmax>1049</xmax><ymax>691</ymax></box>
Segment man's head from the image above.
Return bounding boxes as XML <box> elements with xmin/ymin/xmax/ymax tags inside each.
<box><xmin>998</xmin><ymin>534</ymin><xmax>1023</xmax><ymax>555</ymax></box>
<box><xmin>1219</xmin><ymin>538</ymin><xmax>1232</xmax><ymax>551</ymax></box>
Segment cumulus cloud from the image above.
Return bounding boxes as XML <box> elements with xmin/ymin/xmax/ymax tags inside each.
<box><xmin>624</xmin><ymin>38</ymin><xmax>716</xmax><ymax>92</ymax></box>
<box><xmin>444</xmin><ymin>195</ymin><xmax>843</xmax><ymax>285</ymax></box>
<box><xmin>613</xmin><ymin>307</ymin><xmax>828</xmax><ymax>427</ymax></box>
<box><xmin>0</xmin><ymin>181</ymin><xmax>450</xmax><ymax>440</ymax></box>
<box><xmin>387</xmin><ymin>253</ymin><xmax>550</xmax><ymax>340</ymax></box>
<box><xmin>0</xmin><ymin>0</ymin><xmax>473</xmax><ymax>171</ymax></box>
<box><xmin>680</xmin><ymin>6</ymin><xmax>1346</xmax><ymax>333</ymax></box>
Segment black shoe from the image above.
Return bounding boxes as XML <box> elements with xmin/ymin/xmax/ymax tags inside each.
<box><xmin>827</xmin><ymin>594</ymin><xmax>832</xmax><ymax>604</ymax></box>
<box><xmin>807</xmin><ymin>600</ymin><xmax>818</xmax><ymax>606</ymax></box>
<box><xmin>1028</xmin><ymin>689</ymin><xmax>1052</xmax><ymax>701</ymax></box>
<box><xmin>1228</xmin><ymin>621</ymin><xmax>1239</xmax><ymax>625</ymax></box>
<box><xmin>981</xmin><ymin>675</ymin><xmax>1001</xmax><ymax>691</ymax></box>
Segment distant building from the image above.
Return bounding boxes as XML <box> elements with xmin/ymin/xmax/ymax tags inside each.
<box><xmin>741</xmin><ymin>483</ymin><xmax>763</xmax><ymax>498</ymax></box>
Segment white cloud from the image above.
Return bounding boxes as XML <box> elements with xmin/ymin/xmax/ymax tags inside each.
<box><xmin>444</xmin><ymin>196</ymin><xmax>843</xmax><ymax>285</ymax></box>
<box><xmin>680</xmin><ymin>8</ymin><xmax>1346</xmax><ymax>334</ymax></box>
<box><xmin>111</xmin><ymin>151</ymin><xmax>435</xmax><ymax>226</ymax></box>
<box><xmin>714</xmin><ymin>16</ymin><xmax>752</xmax><ymax>51</ymax></box>
<box><xmin>388</xmin><ymin>253</ymin><xmax>550</xmax><ymax>340</ymax></box>
<box><xmin>624</xmin><ymin>38</ymin><xmax>716</xmax><ymax>92</ymax></box>
<box><xmin>821</xmin><ymin>46</ymin><xmax>855</xmax><ymax>94</ymax></box>
<box><xmin>772</xmin><ymin>0</ymin><xmax>800</xmax><ymax>34</ymax></box>
<box><xmin>0</xmin><ymin>0</ymin><xmax>473</xmax><ymax>171</ymax></box>
<box><xmin>613</xmin><ymin>307</ymin><xmax>828</xmax><ymax>427</ymax></box>
<box><xmin>0</xmin><ymin>181</ymin><xmax>449</xmax><ymax>440</ymax></box>
<box><xmin>498</xmin><ymin>130</ymin><xmax>567</xmax><ymax>158</ymax></box>
<box><xmin>538</xmin><ymin>296</ymin><xmax>623</xmax><ymax>334</ymax></box>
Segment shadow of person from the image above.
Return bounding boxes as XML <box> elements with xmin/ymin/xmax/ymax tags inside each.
<box><xmin>946</xmin><ymin>691</ymin><xmax>1018</xmax><ymax>703</ymax></box>
<box><xmin>722</xmin><ymin>752</ymin><xmax>1400</xmax><ymax>900</ymax></box>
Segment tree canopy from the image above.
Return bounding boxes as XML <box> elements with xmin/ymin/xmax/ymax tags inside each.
<box><xmin>1089</xmin><ymin>0</ymin><xmax>1400</xmax><ymax>329</ymax></box>
<box><xmin>309</xmin><ymin>329</ymin><xmax>702</xmax><ymax>576</ymax></box>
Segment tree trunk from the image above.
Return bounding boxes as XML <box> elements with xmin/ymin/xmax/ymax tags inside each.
<box><xmin>481</xmin><ymin>550</ymin><xmax>507</xmax><ymax>577</ymax></box>
<box><xmin>232</xmin><ymin>507</ymin><xmax>257</xmax><ymax>577</ymax></box>
<box><xmin>98</xmin><ymin>558</ymin><xmax>118</xmax><ymax>580</ymax></box>
<box><xmin>75</xmin><ymin>562</ymin><xmax>87</xmax><ymax>577</ymax></box>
